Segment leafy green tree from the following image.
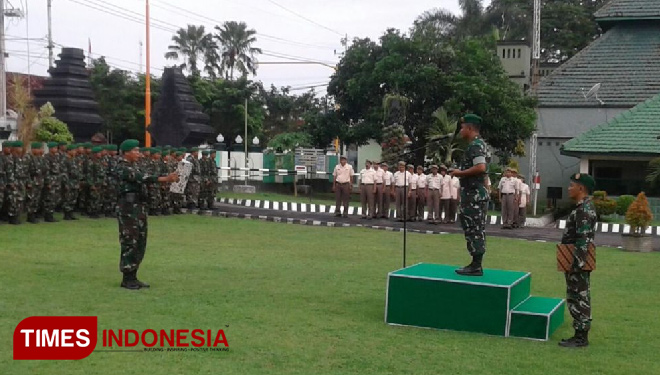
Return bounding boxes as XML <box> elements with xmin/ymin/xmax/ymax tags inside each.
<box><xmin>426</xmin><ymin>107</ymin><xmax>462</xmax><ymax>166</ymax></box>
<box><xmin>413</xmin><ymin>0</ymin><xmax>494</xmax><ymax>41</ymax></box>
<box><xmin>214</xmin><ymin>21</ymin><xmax>262</xmax><ymax>80</ymax></box>
<box><xmin>303</xmin><ymin>109</ymin><xmax>346</xmax><ymax>150</ymax></box>
<box><xmin>165</xmin><ymin>25</ymin><xmax>217</xmax><ymax>77</ymax></box>
<box><xmin>34</xmin><ymin>103</ymin><xmax>74</xmax><ymax>143</ymax></box>
<box><xmin>260</xmin><ymin>85</ymin><xmax>318</xmax><ymax>140</ymax></box>
<box><xmin>267</xmin><ymin>132</ymin><xmax>313</xmax><ymax>152</ymax></box>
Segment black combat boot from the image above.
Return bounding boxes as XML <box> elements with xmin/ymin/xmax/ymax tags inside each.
<box><xmin>133</xmin><ymin>270</ymin><xmax>150</xmax><ymax>288</ymax></box>
<box><xmin>120</xmin><ymin>272</ymin><xmax>141</xmax><ymax>290</ymax></box>
<box><xmin>44</xmin><ymin>213</ymin><xmax>57</xmax><ymax>223</ymax></box>
<box><xmin>455</xmin><ymin>254</ymin><xmax>484</xmax><ymax>276</ymax></box>
<box><xmin>9</xmin><ymin>216</ymin><xmax>21</xmax><ymax>225</ymax></box>
<box><xmin>559</xmin><ymin>330</ymin><xmax>589</xmax><ymax>348</ymax></box>
<box><xmin>27</xmin><ymin>214</ymin><xmax>39</xmax><ymax>224</ymax></box>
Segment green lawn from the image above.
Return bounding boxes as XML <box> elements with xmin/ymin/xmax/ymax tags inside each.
<box><xmin>218</xmin><ymin>190</ymin><xmax>361</xmax><ymax>207</ymax></box>
<box><xmin>1</xmin><ymin>215</ymin><xmax>659</xmax><ymax>374</ymax></box>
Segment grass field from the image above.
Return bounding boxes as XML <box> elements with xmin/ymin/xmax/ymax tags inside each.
<box><xmin>1</xmin><ymin>215</ymin><xmax>659</xmax><ymax>374</ymax></box>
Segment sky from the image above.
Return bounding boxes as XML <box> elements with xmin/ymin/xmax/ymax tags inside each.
<box><xmin>4</xmin><ymin>0</ymin><xmax>488</xmax><ymax>97</ymax></box>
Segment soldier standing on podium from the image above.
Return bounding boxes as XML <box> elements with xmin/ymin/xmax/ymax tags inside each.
<box><xmin>451</xmin><ymin>114</ymin><xmax>489</xmax><ymax>276</ymax></box>
<box><xmin>559</xmin><ymin>173</ymin><xmax>597</xmax><ymax>348</ymax></box>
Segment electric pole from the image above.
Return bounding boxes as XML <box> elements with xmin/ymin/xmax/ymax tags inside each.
<box><xmin>139</xmin><ymin>40</ymin><xmax>143</xmax><ymax>73</ymax></box>
<box><xmin>530</xmin><ymin>0</ymin><xmax>541</xmax><ymax>215</ymax></box>
<box><xmin>0</xmin><ymin>0</ymin><xmax>7</xmax><ymax>123</ymax></box>
<box><xmin>47</xmin><ymin>0</ymin><xmax>54</xmax><ymax>68</ymax></box>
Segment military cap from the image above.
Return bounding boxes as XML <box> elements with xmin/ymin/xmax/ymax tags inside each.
<box><xmin>340</xmin><ymin>155</ymin><xmax>347</xmax><ymax>160</ymax></box>
<box><xmin>381</xmin><ymin>162</ymin><xmax>388</xmax><ymax>167</ymax></box>
<box><xmin>66</xmin><ymin>144</ymin><xmax>78</xmax><ymax>151</ymax></box>
<box><xmin>398</xmin><ymin>161</ymin><xmax>405</xmax><ymax>166</ymax></box>
<box><xmin>31</xmin><ymin>142</ymin><xmax>43</xmax><ymax>149</ymax></box>
<box><xmin>570</xmin><ymin>173</ymin><xmax>595</xmax><ymax>193</ymax></box>
<box><xmin>202</xmin><ymin>150</ymin><xmax>210</xmax><ymax>156</ymax></box>
<box><xmin>191</xmin><ymin>147</ymin><xmax>199</xmax><ymax>152</ymax></box>
<box><xmin>430</xmin><ymin>164</ymin><xmax>439</xmax><ymax>169</ymax></box>
<box><xmin>406</xmin><ymin>164</ymin><xmax>414</xmax><ymax>169</ymax></box>
<box><xmin>440</xmin><ymin>164</ymin><xmax>448</xmax><ymax>170</ymax></box>
<box><xmin>92</xmin><ymin>146</ymin><xmax>103</xmax><ymax>154</ymax></box>
<box><xmin>461</xmin><ymin>114</ymin><xmax>482</xmax><ymax>125</ymax></box>
<box><xmin>13</xmin><ymin>140</ymin><xmax>23</xmax><ymax>147</ymax></box>
<box><xmin>120</xmin><ymin>139</ymin><xmax>140</xmax><ymax>152</ymax></box>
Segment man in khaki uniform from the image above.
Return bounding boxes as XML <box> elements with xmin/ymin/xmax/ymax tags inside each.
<box><xmin>393</xmin><ymin>162</ymin><xmax>411</xmax><ymax>221</ymax></box>
<box><xmin>373</xmin><ymin>162</ymin><xmax>385</xmax><ymax>219</ymax></box>
<box><xmin>381</xmin><ymin>163</ymin><xmax>393</xmax><ymax>219</ymax></box>
<box><xmin>439</xmin><ymin>165</ymin><xmax>452</xmax><ymax>223</ymax></box>
<box><xmin>518</xmin><ymin>176</ymin><xmax>530</xmax><ymax>228</ymax></box>
<box><xmin>498</xmin><ymin>168</ymin><xmax>519</xmax><ymax>229</ymax></box>
<box><xmin>449</xmin><ymin>174</ymin><xmax>460</xmax><ymax>224</ymax></box>
<box><xmin>407</xmin><ymin>165</ymin><xmax>418</xmax><ymax>221</ymax></box>
<box><xmin>416</xmin><ymin>166</ymin><xmax>427</xmax><ymax>221</ymax></box>
<box><xmin>332</xmin><ymin>156</ymin><xmax>354</xmax><ymax>218</ymax></box>
<box><xmin>359</xmin><ymin>160</ymin><xmax>376</xmax><ymax>219</ymax></box>
<box><xmin>427</xmin><ymin>165</ymin><xmax>442</xmax><ymax>224</ymax></box>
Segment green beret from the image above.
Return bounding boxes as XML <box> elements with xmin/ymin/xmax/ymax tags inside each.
<box><xmin>462</xmin><ymin>114</ymin><xmax>482</xmax><ymax>125</ymax></box>
<box><xmin>31</xmin><ymin>142</ymin><xmax>43</xmax><ymax>149</ymax></box>
<box><xmin>84</xmin><ymin>142</ymin><xmax>92</xmax><ymax>148</ymax></box>
<box><xmin>47</xmin><ymin>141</ymin><xmax>58</xmax><ymax>148</ymax></box>
<box><xmin>139</xmin><ymin>147</ymin><xmax>147</xmax><ymax>152</ymax></box>
<box><xmin>77</xmin><ymin>143</ymin><xmax>85</xmax><ymax>148</ymax></box>
<box><xmin>202</xmin><ymin>150</ymin><xmax>210</xmax><ymax>156</ymax></box>
<box><xmin>175</xmin><ymin>151</ymin><xmax>183</xmax><ymax>156</ymax></box>
<box><xmin>178</xmin><ymin>147</ymin><xmax>186</xmax><ymax>152</ymax></box>
<box><xmin>120</xmin><ymin>139</ymin><xmax>140</xmax><ymax>152</ymax></box>
<box><xmin>13</xmin><ymin>141</ymin><xmax>23</xmax><ymax>147</ymax></box>
<box><xmin>66</xmin><ymin>144</ymin><xmax>77</xmax><ymax>151</ymax></box>
<box><xmin>91</xmin><ymin>146</ymin><xmax>103</xmax><ymax>154</ymax></box>
<box><xmin>58</xmin><ymin>141</ymin><xmax>67</xmax><ymax>146</ymax></box>
<box><xmin>152</xmin><ymin>147</ymin><xmax>162</xmax><ymax>154</ymax></box>
<box><xmin>3</xmin><ymin>141</ymin><xmax>13</xmax><ymax>147</ymax></box>
<box><xmin>570</xmin><ymin>173</ymin><xmax>595</xmax><ymax>193</ymax></box>
<box><xmin>191</xmin><ymin>147</ymin><xmax>199</xmax><ymax>152</ymax></box>
<box><xmin>109</xmin><ymin>144</ymin><xmax>118</xmax><ymax>151</ymax></box>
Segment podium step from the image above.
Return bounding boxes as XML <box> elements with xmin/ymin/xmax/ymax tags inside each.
<box><xmin>386</xmin><ymin>263</ymin><xmax>531</xmax><ymax>336</ymax></box>
<box><xmin>509</xmin><ymin>296</ymin><xmax>565</xmax><ymax>341</ymax></box>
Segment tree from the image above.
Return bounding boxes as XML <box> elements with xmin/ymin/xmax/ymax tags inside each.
<box><xmin>34</xmin><ymin>103</ymin><xmax>74</xmax><ymax>143</ymax></box>
<box><xmin>8</xmin><ymin>74</ymin><xmax>38</xmax><ymax>143</ymax></box>
<box><xmin>267</xmin><ymin>132</ymin><xmax>313</xmax><ymax>152</ymax></box>
<box><xmin>413</xmin><ymin>0</ymin><xmax>494</xmax><ymax>41</ymax></box>
<box><xmin>625</xmin><ymin>192</ymin><xmax>653</xmax><ymax>235</ymax></box>
<box><xmin>214</xmin><ymin>21</ymin><xmax>262</xmax><ymax>80</ymax></box>
<box><xmin>380</xmin><ymin>94</ymin><xmax>410</xmax><ymax>165</ymax></box>
<box><xmin>165</xmin><ymin>25</ymin><xmax>217</xmax><ymax>77</ymax></box>
<box><xmin>302</xmin><ymin>109</ymin><xmax>347</xmax><ymax>150</ymax></box>
<box><xmin>260</xmin><ymin>85</ymin><xmax>318</xmax><ymax>140</ymax></box>
<box><xmin>426</xmin><ymin>107</ymin><xmax>462</xmax><ymax>166</ymax></box>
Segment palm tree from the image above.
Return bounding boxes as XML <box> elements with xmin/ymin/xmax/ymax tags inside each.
<box><xmin>426</xmin><ymin>108</ymin><xmax>462</xmax><ymax>166</ymax></box>
<box><xmin>413</xmin><ymin>0</ymin><xmax>492</xmax><ymax>40</ymax></box>
<box><xmin>165</xmin><ymin>25</ymin><xmax>216</xmax><ymax>77</ymax></box>
<box><xmin>214</xmin><ymin>21</ymin><xmax>262</xmax><ymax>80</ymax></box>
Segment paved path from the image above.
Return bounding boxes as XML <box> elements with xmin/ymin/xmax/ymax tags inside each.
<box><xmin>211</xmin><ymin>203</ymin><xmax>628</xmax><ymax>248</ymax></box>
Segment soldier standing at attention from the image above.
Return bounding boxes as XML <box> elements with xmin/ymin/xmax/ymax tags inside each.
<box><xmin>87</xmin><ymin>147</ymin><xmax>106</xmax><ymax>219</ymax></box>
<box><xmin>372</xmin><ymin>162</ymin><xmax>384</xmax><ymax>219</ymax></box>
<box><xmin>43</xmin><ymin>142</ymin><xmax>62</xmax><ymax>222</ymax></box>
<box><xmin>427</xmin><ymin>165</ymin><xmax>442</xmax><ymax>224</ymax></box>
<box><xmin>171</xmin><ymin>151</ymin><xmax>185</xmax><ymax>214</ymax></box>
<box><xmin>0</xmin><ymin>142</ymin><xmax>7</xmax><ymax>223</ymax></box>
<box><xmin>416</xmin><ymin>166</ymin><xmax>427</xmax><ymax>221</ymax></box>
<box><xmin>116</xmin><ymin>139</ymin><xmax>178</xmax><ymax>290</ymax></box>
<box><xmin>185</xmin><ymin>147</ymin><xmax>202</xmax><ymax>210</ymax></box>
<box><xmin>559</xmin><ymin>173</ymin><xmax>597</xmax><ymax>348</ymax></box>
<box><xmin>451</xmin><ymin>114</ymin><xmax>489</xmax><ymax>276</ymax></box>
<box><xmin>381</xmin><ymin>163</ymin><xmax>393</xmax><ymax>219</ymax></box>
<box><xmin>7</xmin><ymin>141</ymin><xmax>27</xmax><ymax>224</ymax></box>
<box><xmin>406</xmin><ymin>165</ymin><xmax>418</xmax><ymax>221</ymax></box>
<box><xmin>359</xmin><ymin>160</ymin><xmax>376</xmax><ymax>219</ymax></box>
<box><xmin>26</xmin><ymin>142</ymin><xmax>47</xmax><ymax>224</ymax></box>
<box><xmin>499</xmin><ymin>168</ymin><xmax>519</xmax><ymax>229</ymax></box>
<box><xmin>207</xmin><ymin>149</ymin><xmax>218</xmax><ymax>209</ymax></box>
<box><xmin>63</xmin><ymin>144</ymin><xmax>82</xmax><ymax>221</ymax></box>
<box><xmin>198</xmin><ymin>150</ymin><xmax>211</xmax><ymax>210</ymax></box>
<box><xmin>393</xmin><ymin>161</ymin><xmax>411</xmax><ymax>222</ymax></box>
<box><xmin>332</xmin><ymin>155</ymin><xmax>353</xmax><ymax>218</ymax></box>
<box><xmin>147</xmin><ymin>148</ymin><xmax>163</xmax><ymax>215</ymax></box>
<box><xmin>104</xmin><ymin>145</ymin><xmax>120</xmax><ymax>217</ymax></box>
<box><xmin>159</xmin><ymin>147</ymin><xmax>172</xmax><ymax>215</ymax></box>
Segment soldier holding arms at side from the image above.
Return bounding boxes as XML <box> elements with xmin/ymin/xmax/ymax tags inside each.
<box><xmin>332</xmin><ymin>155</ymin><xmax>353</xmax><ymax>218</ymax></box>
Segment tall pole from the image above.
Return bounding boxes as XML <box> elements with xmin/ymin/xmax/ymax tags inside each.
<box><xmin>47</xmin><ymin>0</ymin><xmax>54</xmax><ymax>68</ymax></box>
<box><xmin>145</xmin><ymin>0</ymin><xmax>152</xmax><ymax>147</ymax></box>
<box><xmin>531</xmin><ymin>0</ymin><xmax>541</xmax><ymax>91</ymax></box>
<box><xmin>0</xmin><ymin>0</ymin><xmax>7</xmax><ymax>123</ymax></box>
<box><xmin>244</xmin><ymin>97</ymin><xmax>248</xmax><ymax>185</ymax></box>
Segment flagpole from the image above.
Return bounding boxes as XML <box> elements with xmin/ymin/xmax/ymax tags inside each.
<box><xmin>145</xmin><ymin>0</ymin><xmax>152</xmax><ymax>147</ymax></box>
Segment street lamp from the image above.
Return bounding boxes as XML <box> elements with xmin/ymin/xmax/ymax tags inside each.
<box><xmin>216</xmin><ymin>133</ymin><xmax>224</xmax><ymax>143</ymax></box>
<box><xmin>252</xmin><ymin>137</ymin><xmax>260</xmax><ymax>146</ymax></box>
<box><xmin>235</xmin><ymin>135</ymin><xmax>243</xmax><ymax>144</ymax></box>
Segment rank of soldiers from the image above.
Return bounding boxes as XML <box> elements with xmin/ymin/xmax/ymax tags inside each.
<box><xmin>0</xmin><ymin>141</ymin><xmax>218</xmax><ymax>225</ymax></box>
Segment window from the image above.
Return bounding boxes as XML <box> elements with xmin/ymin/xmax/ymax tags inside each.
<box><xmin>546</xmin><ymin>142</ymin><xmax>551</xmax><ymax>146</ymax></box>
<box><xmin>538</xmin><ymin>142</ymin><xmax>543</xmax><ymax>146</ymax></box>
<box><xmin>595</xmin><ymin>167</ymin><xmax>622</xmax><ymax>179</ymax></box>
<box><xmin>555</xmin><ymin>142</ymin><xmax>560</xmax><ymax>146</ymax></box>
<box><xmin>518</xmin><ymin>48</ymin><xmax>521</xmax><ymax>58</ymax></box>
<box><xmin>502</xmin><ymin>49</ymin><xmax>506</xmax><ymax>59</ymax></box>
<box><xmin>507</xmin><ymin>49</ymin><xmax>511</xmax><ymax>58</ymax></box>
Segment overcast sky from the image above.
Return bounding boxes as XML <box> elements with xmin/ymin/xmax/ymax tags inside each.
<box><xmin>5</xmin><ymin>0</ymin><xmax>489</xmax><ymax>96</ymax></box>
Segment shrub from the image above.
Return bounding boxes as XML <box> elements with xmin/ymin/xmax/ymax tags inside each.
<box><xmin>592</xmin><ymin>190</ymin><xmax>616</xmax><ymax>219</ymax></box>
<box><xmin>625</xmin><ymin>192</ymin><xmax>653</xmax><ymax>235</ymax></box>
<box><xmin>592</xmin><ymin>190</ymin><xmax>606</xmax><ymax>200</ymax></box>
<box><xmin>616</xmin><ymin>195</ymin><xmax>635</xmax><ymax>216</ymax></box>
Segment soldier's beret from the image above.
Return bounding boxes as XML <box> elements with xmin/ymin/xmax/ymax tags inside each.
<box><xmin>31</xmin><ymin>142</ymin><xmax>43</xmax><ymax>149</ymax></box>
<box><xmin>92</xmin><ymin>146</ymin><xmax>103</xmax><ymax>154</ymax></box>
<box><xmin>175</xmin><ymin>151</ymin><xmax>183</xmax><ymax>156</ymax></box>
<box><xmin>461</xmin><ymin>114</ymin><xmax>482</xmax><ymax>125</ymax></box>
<box><xmin>58</xmin><ymin>141</ymin><xmax>67</xmax><ymax>146</ymax></box>
<box><xmin>178</xmin><ymin>147</ymin><xmax>187</xmax><ymax>152</ymax></box>
<box><xmin>67</xmin><ymin>144</ymin><xmax>77</xmax><ymax>151</ymax></box>
<box><xmin>121</xmin><ymin>139</ymin><xmax>140</xmax><ymax>152</ymax></box>
<box><xmin>46</xmin><ymin>141</ymin><xmax>58</xmax><ymax>148</ymax></box>
<box><xmin>13</xmin><ymin>140</ymin><xmax>23</xmax><ymax>147</ymax></box>
<box><xmin>4</xmin><ymin>141</ymin><xmax>13</xmax><ymax>147</ymax></box>
<box><xmin>191</xmin><ymin>147</ymin><xmax>199</xmax><ymax>152</ymax></box>
<box><xmin>570</xmin><ymin>173</ymin><xmax>595</xmax><ymax>193</ymax></box>
<box><xmin>153</xmin><ymin>147</ymin><xmax>162</xmax><ymax>154</ymax></box>
<box><xmin>84</xmin><ymin>142</ymin><xmax>93</xmax><ymax>148</ymax></box>
<box><xmin>202</xmin><ymin>150</ymin><xmax>210</xmax><ymax>155</ymax></box>
<box><xmin>109</xmin><ymin>144</ymin><xmax>118</xmax><ymax>151</ymax></box>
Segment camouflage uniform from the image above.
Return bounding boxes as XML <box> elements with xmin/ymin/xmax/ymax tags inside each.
<box><xmin>8</xmin><ymin>152</ymin><xmax>28</xmax><ymax>221</ymax></box>
<box><xmin>1</xmin><ymin>148</ymin><xmax>14</xmax><ymax>221</ymax></box>
<box><xmin>58</xmin><ymin>150</ymin><xmax>68</xmax><ymax>209</ymax></box>
<box><xmin>26</xmin><ymin>152</ymin><xmax>47</xmax><ymax>219</ymax></box>
<box><xmin>63</xmin><ymin>154</ymin><xmax>82</xmax><ymax>217</ymax></box>
<box><xmin>458</xmin><ymin>136</ymin><xmax>489</xmax><ymax>257</ymax></box>
<box><xmin>77</xmin><ymin>151</ymin><xmax>91</xmax><ymax>213</ymax></box>
<box><xmin>170</xmin><ymin>155</ymin><xmax>184</xmax><ymax>214</ymax></box>
<box><xmin>146</xmin><ymin>155</ymin><xmax>162</xmax><ymax>215</ymax></box>
<box><xmin>87</xmin><ymin>154</ymin><xmax>105</xmax><ymax>217</ymax></box>
<box><xmin>0</xmin><ymin>151</ymin><xmax>7</xmax><ymax>222</ymax></box>
<box><xmin>159</xmin><ymin>156</ymin><xmax>172</xmax><ymax>215</ymax></box>
<box><xmin>561</xmin><ymin>196</ymin><xmax>597</xmax><ymax>333</ymax></box>
<box><xmin>43</xmin><ymin>151</ymin><xmax>62</xmax><ymax>219</ymax></box>
<box><xmin>207</xmin><ymin>154</ymin><xmax>217</xmax><ymax>209</ymax></box>
<box><xmin>103</xmin><ymin>152</ymin><xmax>119</xmax><ymax>217</ymax></box>
<box><xmin>185</xmin><ymin>154</ymin><xmax>201</xmax><ymax>209</ymax></box>
<box><xmin>198</xmin><ymin>156</ymin><xmax>210</xmax><ymax>210</ymax></box>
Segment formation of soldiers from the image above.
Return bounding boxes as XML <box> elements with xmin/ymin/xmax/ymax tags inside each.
<box><xmin>0</xmin><ymin>140</ymin><xmax>218</xmax><ymax>225</ymax></box>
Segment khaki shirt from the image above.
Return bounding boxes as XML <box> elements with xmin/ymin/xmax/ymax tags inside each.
<box><xmin>360</xmin><ymin>168</ymin><xmax>376</xmax><ymax>184</ymax></box>
<box><xmin>393</xmin><ymin>171</ymin><xmax>412</xmax><ymax>187</ymax></box>
<box><xmin>374</xmin><ymin>168</ymin><xmax>385</xmax><ymax>184</ymax></box>
<box><xmin>519</xmin><ymin>183</ymin><xmax>530</xmax><ymax>207</ymax></box>
<box><xmin>498</xmin><ymin>177</ymin><xmax>519</xmax><ymax>194</ymax></box>
<box><xmin>428</xmin><ymin>174</ymin><xmax>442</xmax><ymax>190</ymax></box>
<box><xmin>451</xmin><ymin>177</ymin><xmax>460</xmax><ymax>199</ymax></box>
<box><xmin>384</xmin><ymin>171</ymin><xmax>394</xmax><ymax>186</ymax></box>
<box><xmin>333</xmin><ymin>163</ymin><xmax>354</xmax><ymax>184</ymax></box>
<box><xmin>416</xmin><ymin>173</ymin><xmax>427</xmax><ymax>189</ymax></box>
<box><xmin>410</xmin><ymin>174</ymin><xmax>419</xmax><ymax>190</ymax></box>
<box><xmin>441</xmin><ymin>174</ymin><xmax>452</xmax><ymax>199</ymax></box>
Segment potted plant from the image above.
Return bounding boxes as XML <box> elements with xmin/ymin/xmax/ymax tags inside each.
<box><xmin>622</xmin><ymin>192</ymin><xmax>654</xmax><ymax>252</ymax></box>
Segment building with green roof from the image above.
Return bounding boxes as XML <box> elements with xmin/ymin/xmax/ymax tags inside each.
<box><xmin>517</xmin><ymin>0</ymin><xmax>660</xmax><ymax>202</ymax></box>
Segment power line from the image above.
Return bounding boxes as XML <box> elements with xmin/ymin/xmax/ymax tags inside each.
<box><xmin>65</xmin><ymin>0</ymin><xmax>177</xmax><ymax>34</ymax></box>
<box><xmin>265</xmin><ymin>0</ymin><xmax>344</xmax><ymax>37</ymax></box>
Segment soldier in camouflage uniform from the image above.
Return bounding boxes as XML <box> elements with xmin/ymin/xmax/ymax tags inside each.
<box><xmin>171</xmin><ymin>151</ymin><xmax>185</xmax><ymax>214</ymax></box>
<box><xmin>87</xmin><ymin>147</ymin><xmax>106</xmax><ymax>218</ymax></box>
<box><xmin>208</xmin><ymin>149</ymin><xmax>218</xmax><ymax>209</ymax></box>
<box><xmin>116</xmin><ymin>139</ymin><xmax>178</xmax><ymax>289</ymax></box>
<box><xmin>7</xmin><ymin>141</ymin><xmax>27</xmax><ymax>224</ymax></box>
<box><xmin>57</xmin><ymin>142</ymin><xmax>68</xmax><ymax>210</ymax></box>
<box><xmin>42</xmin><ymin>142</ymin><xmax>62</xmax><ymax>222</ymax></box>
<box><xmin>103</xmin><ymin>145</ymin><xmax>119</xmax><ymax>217</ymax></box>
<box><xmin>63</xmin><ymin>144</ymin><xmax>82</xmax><ymax>220</ymax></box>
<box><xmin>77</xmin><ymin>143</ymin><xmax>92</xmax><ymax>214</ymax></box>
<box><xmin>1</xmin><ymin>141</ymin><xmax>14</xmax><ymax>222</ymax></box>
<box><xmin>146</xmin><ymin>148</ymin><xmax>163</xmax><ymax>216</ymax></box>
<box><xmin>185</xmin><ymin>147</ymin><xmax>201</xmax><ymax>210</ymax></box>
<box><xmin>559</xmin><ymin>173</ymin><xmax>597</xmax><ymax>348</ymax></box>
<box><xmin>26</xmin><ymin>142</ymin><xmax>47</xmax><ymax>223</ymax></box>
<box><xmin>198</xmin><ymin>150</ymin><xmax>210</xmax><ymax>210</ymax></box>
<box><xmin>0</xmin><ymin>141</ymin><xmax>10</xmax><ymax>223</ymax></box>
<box><xmin>159</xmin><ymin>147</ymin><xmax>172</xmax><ymax>215</ymax></box>
<box><xmin>451</xmin><ymin>114</ymin><xmax>489</xmax><ymax>276</ymax></box>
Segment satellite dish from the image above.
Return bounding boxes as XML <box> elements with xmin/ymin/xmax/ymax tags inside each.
<box><xmin>581</xmin><ymin>83</ymin><xmax>605</xmax><ymax>105</ymax></box>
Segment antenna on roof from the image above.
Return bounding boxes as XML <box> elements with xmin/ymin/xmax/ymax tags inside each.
<box><xmin>581</xmin><ymin>83</ymin><xmax>605</xmax><ymax>105</ymax></box>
